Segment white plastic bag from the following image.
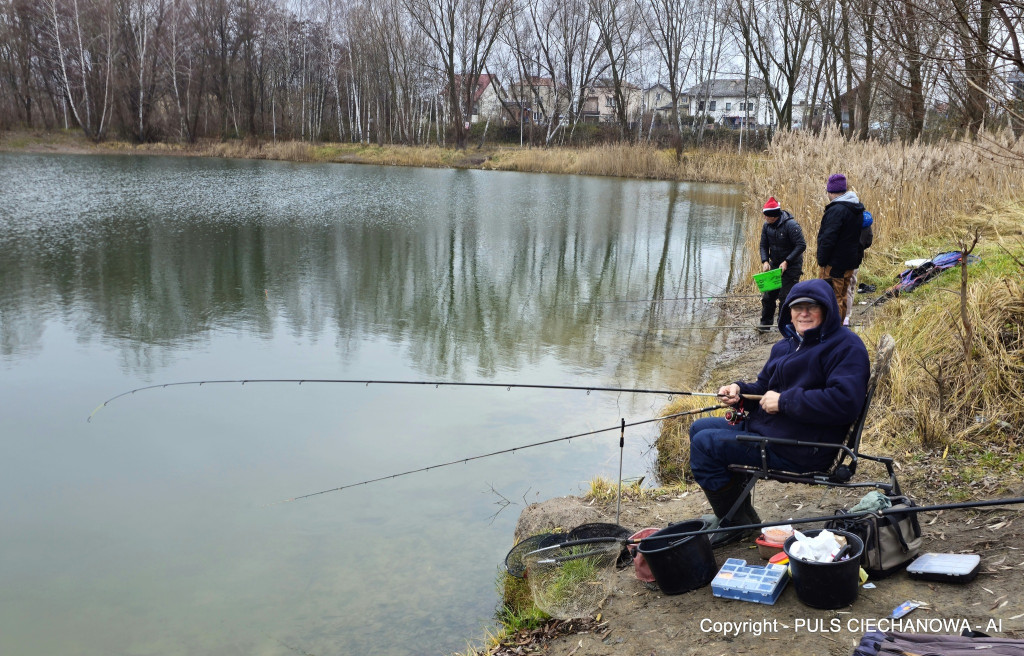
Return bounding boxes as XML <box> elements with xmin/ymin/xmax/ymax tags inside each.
<box><xmin>789</xmin><ymin>529</ymin><xmax>842</xmax><ymax>562</ymax></box>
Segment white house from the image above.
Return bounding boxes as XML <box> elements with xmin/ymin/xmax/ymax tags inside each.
<box><xmin>456</xmin><ymin>74</ymin><xmax>505</xmax><ymax>124</ymax></box>
<box><xmin>683</xmin><ymin>78</ymin><xmax>776</xmax><ymax>127</ymax></box>
<box><xmin>508</xmin><ymin>76</ymin><xmax>562</xmax><ymax>124</ymax></box>
<box><xmin>580</xmin><ymin>79</ymin><xmax>642</xmax><ymax>123</ymax></box>
<box><xmin>643</xmin><ymin>84</ymin><xmax>688</xmax><ymax>120</ymax></box>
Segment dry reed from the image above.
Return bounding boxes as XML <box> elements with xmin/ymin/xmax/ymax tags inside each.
<box><xmin>655</xmin><ymin>132</ymin><xmax>1024</xmax><ymax>488</ymax></box>
<box><xmin>489</xmin><ymin>143</ymin><xmax>756</xmax><ymax>184</ymax></box>
<box><xmin>858</xmin><ymin>238</ymin><xmax>1024</xmax><ymax>452</ymax></box>
<box><xmin>744</xmin><ymin>128</ymin><xmax>1024</xmax><ymax>287</ymax></box>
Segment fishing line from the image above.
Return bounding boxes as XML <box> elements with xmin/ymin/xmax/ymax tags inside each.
<box><xmin>87</xmin><ymin>379</ymin><xmax>725</xmax><ymax>421</ymax></box>
<box><xmin>274</xmin><ymin>404</ymin><xmax>726</xmax><ymax>504</ymax></box>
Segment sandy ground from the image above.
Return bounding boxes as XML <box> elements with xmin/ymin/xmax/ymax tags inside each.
<box><xmin>504</xmin><ymin>481</ymin><xmax>1024</xmax><ymax>656</ymax></box>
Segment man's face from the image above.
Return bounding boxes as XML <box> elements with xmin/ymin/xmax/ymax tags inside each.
<box><xmin>790</xmin><ymin>302</ymin><xmax>824</xmax><ymax>335</ymax></box>
<box><xmin>763</xmin><ymin>213</ymin><xmax>779</xmax><ymax>224</ymax></box>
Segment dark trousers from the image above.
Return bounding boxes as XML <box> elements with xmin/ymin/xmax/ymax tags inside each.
<box><xmin>688</xmin><ymin>417</ymin><xmax>805</xmax><ymax>490</ymax></box>
<box><xmin>760</xmin><ymin>268</ymin><xmax>801</xmax><ymax>327</ymax></box>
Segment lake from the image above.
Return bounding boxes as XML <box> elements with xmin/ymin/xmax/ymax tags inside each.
<box><xmin>0</xmin><ymin>152</ymin><xmax>746</xmax><ymax>655</ymax></box>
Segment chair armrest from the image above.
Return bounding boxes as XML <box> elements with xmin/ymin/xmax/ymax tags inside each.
<box><xmin>734</xmin><ymin>434</ymin><xmax>856</xmax><ymax>463</ymax></box>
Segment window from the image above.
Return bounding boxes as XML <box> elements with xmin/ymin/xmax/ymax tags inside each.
<box><xmin>709</xmin><ymin>100</ymin><xmax>717</xmax><ymax>111</ymax></box>
<box><xmin>606</xmin><ymin>97</ymin><xmax>616</xmax><ymax>108</ymax></box>
<box><xmin>725</xmin><ymin>102</ymin><xmax>732</xmax><ymax>110</ymax></box>
<box><xmin>698</xmin><ymin>101</ymin><xmax>705</xmax><ymax>111</ymax></box>
<box><xmin>655</xmin><ymin>92</ymin><xmax>662</xmax><ymax>102</ymax></box>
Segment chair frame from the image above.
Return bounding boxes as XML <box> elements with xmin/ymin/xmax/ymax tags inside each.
<box><xmin>720</xmin><ymin>334</ymin><xmax>900</xmax><ymax>524</ymax></box>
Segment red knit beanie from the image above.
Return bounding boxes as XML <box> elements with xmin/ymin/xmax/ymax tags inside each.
<box><xmin>762</xmin><ymin>197</ymin><xmax>781</xmax><ymax>215</ymax></box>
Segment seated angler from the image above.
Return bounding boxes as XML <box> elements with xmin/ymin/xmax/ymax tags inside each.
<box><xmin>687</xmin><ymin>278</ymin><xmax>870</xmax><ymax>546</ymax></box>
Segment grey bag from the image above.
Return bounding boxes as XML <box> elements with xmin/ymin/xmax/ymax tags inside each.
<box><xmin>826</xmin><ymin>496</ymin><xmax>922</xmax><ymax>578</ymax></box>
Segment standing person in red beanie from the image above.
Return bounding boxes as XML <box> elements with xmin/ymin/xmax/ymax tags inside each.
<box><xmin>817</xmin><ymin>174</ymin><xmax>866</xmax><ymax>319</ymax></box>
<box><xmin>758</xmin><ymin>197</ymin><xmax>805</xmax><ymax>332</ymax></box>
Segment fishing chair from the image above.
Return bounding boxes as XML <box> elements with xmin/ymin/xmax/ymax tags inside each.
<box><xmin>719</xmin><ymin>334</ymin><xmax>901</xmax><ymax>526</ymax></box>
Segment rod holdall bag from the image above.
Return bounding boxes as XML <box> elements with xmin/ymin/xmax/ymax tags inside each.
<box><xmin>825</xmin><ymin>496</ymin><xmax>923</xmax><ymax>578</ymax></box>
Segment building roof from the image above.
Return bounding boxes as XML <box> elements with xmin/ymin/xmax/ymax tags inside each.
<box><xmin>683</xmin><ymin>78</ymin><xmax>769</xmax><ymax>97</ymax></box>
<box><xmin>454</xmin><ymin>74</ymin><xmax>498</xmax><ymax>102</ymax></box>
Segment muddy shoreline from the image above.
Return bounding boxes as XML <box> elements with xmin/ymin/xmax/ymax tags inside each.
<box><xmin>488</xmin><ymin>294</ymin><xmax>1024</xmax><ymax>656</ymax></box>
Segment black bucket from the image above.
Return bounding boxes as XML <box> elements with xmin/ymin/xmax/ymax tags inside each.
<box><xmin>783</xmin><ymin>529</ymin><xmax>864</xmax><ymax>609</ymax></box>
<box><xmin>568</xmin><ymin>523</ymin><xmax>634</xmax><ymax>566</ymax></box>
<box><xmin>636</xmin><ymin>519</ymin><xmax>716</xmax><ymax>595</ymax></box>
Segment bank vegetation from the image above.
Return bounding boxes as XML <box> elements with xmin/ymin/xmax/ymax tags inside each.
<box><xmin>658</xmin><ymin>129</ymin><xmax>1024</xmax><ymax>500</ymax></box>
<box><xmin>0</xmin><ymin>129</ymin><xmax>759</xmax><ymax>184</ymax></box>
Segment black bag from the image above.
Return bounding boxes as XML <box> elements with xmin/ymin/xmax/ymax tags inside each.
<box><xmin>826</xmin><ymin>496</ymin><xmax>922</xmax><ymax>579</ymax></box>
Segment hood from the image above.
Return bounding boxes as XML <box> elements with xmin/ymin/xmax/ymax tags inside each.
<box><xmin>827</xmin><ymin>190</ymin><xmax>863</xmax><ymax>209</ymax></box>
<box><xmin>778</xmin><ymin>278</ymin><xmax>843</xmax><ymax>340</ymax></box>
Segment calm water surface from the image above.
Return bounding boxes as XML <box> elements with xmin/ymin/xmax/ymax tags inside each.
<box><xmin>0</xmin><ymin>153</ymin><xmax>745</xmax><ymax>655</ymax></box>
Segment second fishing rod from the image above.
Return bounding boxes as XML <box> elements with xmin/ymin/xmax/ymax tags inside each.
<box><xmin>87</xmin><ymin>378</ymin><xmax>756</xmax><ymax>421</ymax></box>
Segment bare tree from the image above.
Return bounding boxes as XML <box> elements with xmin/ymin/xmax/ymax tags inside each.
<box><xmin>590</xmin><ymin>0</ymin><xmax>643</xmax><ymax>138</ymax></box>
<box><xmin>729</xmin><ymin>0</ymin><xmax>815</xmax><ymax>131</ymax></box>
<box><xmin>47</xmin><ymin>0</ymin><xmax>117</xmax><ymax>139</ymax></box>
<box><xmin>404</xmin><ymin>0</ymin><xmax>511</xmax><ymax>149</ymax></box>
<box><xmin>638</xmin><ymin>0</ymin><xmax>698</xmax><ymax>158</ymax></box>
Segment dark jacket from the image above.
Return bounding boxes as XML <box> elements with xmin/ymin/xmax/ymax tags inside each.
<box><xmin>817</xmin><ymin>191</ymin><xmax>866</xmax><ymax>273</ymax></box>
<box><xmin>736</xmin><ymin>278</ymin><xmax>870</xmax><ymax>469</ymax></box>
<box><xmin>759</xmin><ymin>211</ymin><xmax>805</xmax><ymax>272</ymax></box>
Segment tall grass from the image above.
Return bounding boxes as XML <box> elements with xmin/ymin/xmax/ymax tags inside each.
<box><xmin>743</xmin><ymin>128</ymin><xmax>1024</xmax><ymax>285</ymax></box>
<box><xmin>2</xmin><ymin>129</ymin><xmax>758</xmax><ymax>184</ymax></box>
<box><xmin>859</xmin><ymin>239</ymin><xmax>1024</xmax><ymax>451</ymax></box>
<box><xmin>490</xmin><ymin>143</ymin><xmax>756</xmax><ymax>184</ymax></box>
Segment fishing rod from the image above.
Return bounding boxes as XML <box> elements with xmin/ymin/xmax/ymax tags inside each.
<box><xmin>276</xmin><ymin>404</ymin><xmax>727</xmax><ymax>503</ymax></box>
<box><xmin>87</xmin><ymin>379</ymin><xmax>731</xmax><ymax>422</ymax></box>
<box><xmin>559</xmin><ymin>294</ymin><xmax>762</xmax><ymax>307</ymax></box>
<box><xmin>551</xmin><ymin>494</ymin><xmax>1024</xmax><ymax>548</ymax></box>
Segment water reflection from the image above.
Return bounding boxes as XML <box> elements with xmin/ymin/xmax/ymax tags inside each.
<box><xmin>0</xmin><ymin>153</ymin><xmax>745</xmax><ymax>381</ymax></box>
<box><xmin>0</xmin><ymin>153</ymin><xmax>746</xmax><ymax>656</ymax></box>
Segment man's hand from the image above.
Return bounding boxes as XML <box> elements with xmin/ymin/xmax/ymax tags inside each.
<box><xmin>760</xmin><ymin>391</ymin><xmax>781</xmax><ymax>414</ymax></box>
<box><xmin>779</xmin><ymin>261</ymin><xmax>788</xmax><ymax>272</ymax></box>
<box><xmin>718</xmin><ymin>383</ymin><xmax>741</xmax><ymax>406</ymax></box>
<box><xmin>761</xmin><ymin>261</ymin><xmax>771</xmax><ymax>272</ymax></box>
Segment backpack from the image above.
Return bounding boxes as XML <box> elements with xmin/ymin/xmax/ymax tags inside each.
<box><xmin>860</xmin><ymin>210</ymin><xmax>874</xmax><ymax>249</ymax></box>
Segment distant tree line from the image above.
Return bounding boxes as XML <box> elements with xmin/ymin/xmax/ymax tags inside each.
<box><xmin>2</xmin><ymin>0</ymin><xmax>1023</xmax><ymax>147</ymax></box>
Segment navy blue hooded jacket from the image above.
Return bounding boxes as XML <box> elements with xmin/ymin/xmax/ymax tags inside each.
<box><xmin>736</xmin><ymin>278</ymin><xmax>870</xmax><ymax>469</ymax></box>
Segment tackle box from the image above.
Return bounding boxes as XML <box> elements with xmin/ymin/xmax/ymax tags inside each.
<box><xmin>711</xmin><ymin>558</ymin><xmax>789</xmax><ymax>605</ymax></box>
<box><xmin>906</xmin><ymin>553</ymin><xmax>981</xmax><ymax>583</ymax></box>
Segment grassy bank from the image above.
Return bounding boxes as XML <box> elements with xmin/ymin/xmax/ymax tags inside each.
<box><xmin>658</xmin><ymin>129</ymin><xmax>1024</xmax><ymax>501</ymax></box>
<box><xmin>0</xmin><ymin>129</ymin><xmax>757</xmax><ymax>185</ymax></box>
<box><xmin>744</xmin><ymin>128</ymin><xmax>1024</xmax><ymax>289</ymax></box>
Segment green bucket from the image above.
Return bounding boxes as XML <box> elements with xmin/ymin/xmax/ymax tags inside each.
<box><xmin>753</xmin><ymin>268</ymin><xmax>783</xmax><ymax>293</ymax></box>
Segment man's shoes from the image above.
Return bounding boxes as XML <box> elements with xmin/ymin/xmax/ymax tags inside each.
<box><xmin>702</xmin><ymin>478</ymin><xmax>761</xmax><ymax>548</ymax></box>
<box><xmin>756</xmin><ymin>325</ymin><xmax>772</xmax><ymax>334</ymax></box>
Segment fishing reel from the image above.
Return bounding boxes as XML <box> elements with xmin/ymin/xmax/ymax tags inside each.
<box><xmin>724</xmin><ymin>399</ymin><xmax>749</xmax><ymax>426</ymax></box>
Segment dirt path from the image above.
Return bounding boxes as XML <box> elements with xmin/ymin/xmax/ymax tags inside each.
<box><xmin>503</xmin><ymin>481</ymin><xmax>1024</xmax><ymax>656</ymax></box>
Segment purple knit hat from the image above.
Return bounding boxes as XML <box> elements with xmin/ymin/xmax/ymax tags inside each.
<box><xmin>826</xmin><ymin>173</ymin><xmax>847</xmax><ymax>193</ymax></box>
